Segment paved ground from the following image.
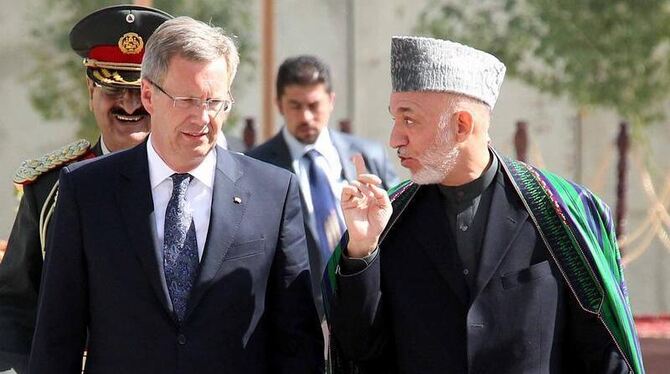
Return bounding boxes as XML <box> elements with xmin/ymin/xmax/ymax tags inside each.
<box><xmin>641</xmin><ymin>337</ymin><xmax>670</xmax><ymax>374</ymax></box>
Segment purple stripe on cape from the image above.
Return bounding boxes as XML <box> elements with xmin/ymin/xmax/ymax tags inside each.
<box><xmin>533</xmin><ymin>170</ymin><xmax>601</xmax><ymax>275</ymax></box>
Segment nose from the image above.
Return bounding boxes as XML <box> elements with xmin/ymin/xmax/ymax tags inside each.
<box><xmin>299</xmin><ymin>108</ymin><xmax>315</xmax><ymax>124</ymax></box>
<box><xmin>389</xmin><ymin>121</ymin><xmax>408</xmax><ymax>150</ymax></box>
<box><xmin>198</xmin><ymin>104</ymin><xmax>211</xmax><ymax>124</ymax></box>
<box><xmin>118</xmin><ymin>89</ymin><xmax>142</xmax><ymax>113</ymax></box>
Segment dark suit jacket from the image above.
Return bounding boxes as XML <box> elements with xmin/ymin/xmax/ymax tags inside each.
<box><xmin>0</xmin><ymin>141</ymin><xmax>101</xmax><ymax>373</ymax></box>
<box><xmin>331</xmin><ymin>170</ymin><xmax>629</xmax><ymax>374</ymax></box>
<box><xmin>28</xmin><ymin>142</ymin><xmax>324</xmax><ymax>374</ymax></box>
<box><xmin>246</xmin><ymin>129</ymin><xmax>398</xmax><ymax>318</ymax></box>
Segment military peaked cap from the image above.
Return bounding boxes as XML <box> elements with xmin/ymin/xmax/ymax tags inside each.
<box><xmin>70</xmin><ymin>5</ymin><xmax>173</xmax><ymax>88</ymax></box>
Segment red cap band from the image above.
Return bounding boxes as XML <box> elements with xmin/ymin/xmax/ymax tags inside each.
<box><xmin>88</xmin><ymin>45</ymin><xmax>144</xmax><ymax>65</ymax></box>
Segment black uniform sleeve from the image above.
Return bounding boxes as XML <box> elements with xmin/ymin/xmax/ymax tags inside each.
<box><xmin>0</xmin><ymin>184</ymin><xmax>43</xmax><ymax>372</ymax></box>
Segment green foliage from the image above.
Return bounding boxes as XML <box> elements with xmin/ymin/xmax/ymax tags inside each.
<box><xmin>27</xmin><ymin>0</ymin><xmax>255</xmax><ymax>142</ymax></box>
<box><xmin>417</xmin><ymin>0</ymin><xmax>670</xmax><ymax>128</ymax></box>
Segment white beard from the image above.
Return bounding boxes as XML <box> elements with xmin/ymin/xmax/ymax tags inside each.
<box><xmin>410</xmin><ymin>124</ymin><xmax>460</xmax><ymax>185</ymax></box>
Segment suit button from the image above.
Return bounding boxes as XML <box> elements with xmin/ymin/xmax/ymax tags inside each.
<box><xmin>177</xmin><ymin>334</ymin><xmax>187</xmax><ymax>345</ymax></box>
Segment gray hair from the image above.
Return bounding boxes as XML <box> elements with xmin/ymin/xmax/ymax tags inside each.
<box><xmin>439</xmin><ymin>92</ymin><xmax>492</xmax><ymax>130</ymax></box>
<box><xmin>141</xmin><ymin>16</ymin><xmax>239</xmax><ymax>87</ymax></box>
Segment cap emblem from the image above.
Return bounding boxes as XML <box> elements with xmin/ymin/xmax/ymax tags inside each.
<box><xmin>118</xmin><ymin>32</ymin><xmax>143</xmax><ymax>55</ymax></box>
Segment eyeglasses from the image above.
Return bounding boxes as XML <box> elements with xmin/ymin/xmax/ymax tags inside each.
<box><xmin>93</xmin><ymin>82</ymin><xmax>139</xmax><ymax>99</ymax></box>
<box><xmin>147</xmin><ymin>79</ymin><xmax>233</xmax><ymax>116</ymax></box>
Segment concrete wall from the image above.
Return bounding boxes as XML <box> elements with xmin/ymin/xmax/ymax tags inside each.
<box><xmin>230</xmin><ymin>0</ymin><xmax>670</xmax><ymax>315</ymax></box>
<box><xmin>1</xmin><ymin>0</ymin><xmax>668</xmax><ymax>314</ymax></box>
<box><xmin>0</xmin><ymin>0</ymin><xmax>79</xmax><ymax>238</ymax></box>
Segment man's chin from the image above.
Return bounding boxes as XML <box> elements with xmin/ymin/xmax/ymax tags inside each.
<box><xmin>295</xmin><ymin>127</ymin><xmax>320</xmax><ymax>144</ymax></box>
<box><xmin>410</xmin><ymin>167</ymin><xmax>446</xmax><ymax>185</ymax></box>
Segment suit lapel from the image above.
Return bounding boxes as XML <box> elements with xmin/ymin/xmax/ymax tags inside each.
<box><xmin>473</xmin><ymin>171</ymin><xmax>529</xmax><ymax>298</ymax></box>
<box><xmin>410</xmin><ymin>186</ymin><xmax>470</xmax><ymax>306</ymax></box>
<box><xmin>267</xmin><ymin>133</ymin><xmax>294</xmax><ymax>172</ymax></box>
<box><xmin>117</xmin><ymin>142</ymin><xmax>173</xmax><ymax>316</ymax></box>
<box><xmin>268</xmin><ymin>132</ymin><xmax>320</xmax><ymax>246</ymax></box>
<box><xmin>185</xmin><ymin>148</ymin><xmax>248</xmax><ymax>319</ymax></box>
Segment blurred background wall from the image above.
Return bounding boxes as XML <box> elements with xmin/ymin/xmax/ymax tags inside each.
<box><xmin>2</xmin><ymin>0</ymin><xmax>670</xmax><ymax>319</ymax></box>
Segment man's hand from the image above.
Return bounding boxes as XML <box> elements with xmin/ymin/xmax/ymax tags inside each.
<box><xmin>341</xmin><ymin>154</ymin><xmax>392</xmax><ymax>258</ymax></box>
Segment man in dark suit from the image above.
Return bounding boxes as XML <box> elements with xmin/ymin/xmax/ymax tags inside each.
<box><xmin>325</xmin><ymin>37</ymin><xmax>638</xmax><ymax>373</ymax></box>
<box><xmin>0</xmin><ymin>6</ymin><xmax>172</xmax><ymax>373</ymax></box>
<box><xmin>247</xmin><ymin>55</ymin><xmax>397</xmax><ymax>318</ymax></box>
<box><xmin>28</xmin><ymin>16</ymin><xmax>323</xmax><ymax>373</ymax></box>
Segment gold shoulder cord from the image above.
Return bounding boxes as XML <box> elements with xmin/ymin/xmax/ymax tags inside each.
<box><xmin>39</xmin><ymin>181</ymin><xmax>59</xmax><ymax>257</ymax></box>
<box><xmin>14</xmin><ymin>138</ymin><xmax>90</xmax><ymax>256</ymax></box>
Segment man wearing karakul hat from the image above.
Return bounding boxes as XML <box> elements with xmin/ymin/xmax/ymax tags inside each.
<box><xmin>323</xmin><ymin>36</ymin><xmax>645</xmax><ymax>373</ymax></box>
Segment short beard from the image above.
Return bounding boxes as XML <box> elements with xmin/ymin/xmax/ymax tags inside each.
<box><xmin>411</xmin><ymin>115</ymin><xmax>460</xmax><ymax>185</ymax></box>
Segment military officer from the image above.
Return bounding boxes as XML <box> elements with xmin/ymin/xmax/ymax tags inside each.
<box><xmin>0</xmin><ymin>6</ymin><xmax>172</xmax><ymax>373</ymax></box>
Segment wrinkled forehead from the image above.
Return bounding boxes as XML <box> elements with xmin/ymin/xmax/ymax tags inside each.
<box><xmin>162</xmin><ymin>55</ymin><xmax>230</xmax><ymax>90</ymax></box>
<box><xmin>389</xmin><ymin>91</ymin><xmax>457</xmax><ymax>116</ymax></box>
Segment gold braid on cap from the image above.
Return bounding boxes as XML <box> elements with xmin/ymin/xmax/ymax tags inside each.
<box><xmin>83</xmin><ymin>58</ymin><xmax>142</xmax><ymax>71</ymax></box>
<box><xmin>91</xmin><ymin>68</ymin><xmax>141</xmax><ymax>86</ymax></box>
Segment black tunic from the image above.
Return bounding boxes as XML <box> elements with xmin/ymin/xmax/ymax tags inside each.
<box><xmin>0</xmin><ymin>141</ymin><xmax>100</xmax><ymax>372</ymax></box>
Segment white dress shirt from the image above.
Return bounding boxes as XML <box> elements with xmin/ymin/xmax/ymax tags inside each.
<box><xmin>147</xmin><ymin>134</ymin><xmax>216</xmax><ymax>260</ymax></box>
<box><xmin>281</xmin><ymin>126</ymin><xmax>346</xmax><ymax>226</ymax></box>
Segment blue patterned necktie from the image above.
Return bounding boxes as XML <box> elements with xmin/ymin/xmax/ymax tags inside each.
<box><xmin>305</xmin><ymin>149</ymin><xmax>344</xmax><ymax>258</ymax></box>
<box><xmin>163</xmin><ymin>173</ymin><xmax>199</xmax><ymax>321</ymax></box>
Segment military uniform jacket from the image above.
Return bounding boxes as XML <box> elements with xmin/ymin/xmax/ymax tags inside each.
<box><xmin>0</xmin><ymin>140</ymin><xmax>99</xmax><ymax>365</ymax></box>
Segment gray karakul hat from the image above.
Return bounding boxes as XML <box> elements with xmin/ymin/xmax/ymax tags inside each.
<box><xmin>391</xmin><ymin>36</ymin><xmax>506</xmax><ymax>109</ymax></box>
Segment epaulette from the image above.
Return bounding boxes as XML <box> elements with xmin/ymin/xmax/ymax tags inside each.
<box><xmin>13</xmin><ymin>139</ymin><xmax>93</xmax><ymax>185</ymax></box>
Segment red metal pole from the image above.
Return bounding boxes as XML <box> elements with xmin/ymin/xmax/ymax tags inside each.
<box><xmin>243</xmin><ymin>117</ymin><xmax>257</xmax><ymax>151</ymax></box>
<box><xmin>261</xmin><ymin>0</ymin><xmax>275</xmax><ymax>141</ymax></box>
<box><xmin>514</xmin><ymin>121</ymin><xmax>529</xmax><ymax>162</ymax></box>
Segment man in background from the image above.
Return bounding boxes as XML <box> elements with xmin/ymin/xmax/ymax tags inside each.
<box><xmin>247</xmin><ymin>55</ymin><xmax>398</xmax><ymax>318</ymax></box>
<box><xmin>0</xmin><ymin>5</ymin><xmax>172</xmax><ymax>373</ymax></box>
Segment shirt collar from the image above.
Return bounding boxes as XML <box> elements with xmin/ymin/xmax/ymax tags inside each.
<box><xmin>147</xmin><ymin>133</ymin><xmax>217</xmax><ymax>190</ymax></box>
<box><xmin>438</xmin><ymin>150</ymin><xmax>498</xmax><ymax>205</ymax></box>
<box><xmin>100</xmin><ymin>135</ymin><xmax>111</xmax><ymax>155</ymax></box>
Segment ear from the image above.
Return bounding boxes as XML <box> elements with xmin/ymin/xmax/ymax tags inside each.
<box><xmin>455</xmin><ymin>111</ymin><xmax>474</xmax><ymax>142</ymax></box>
<box><xmin>276</xmin><ymin>96</ymin><xmax>285</xmax><ymax>116</ymax></box>
<box><xmin>328</xmin><ymin>91</ymin><xmax>336</xmax><ymax>111</ymax></box>
<box><xmin>140</xmin><ymin>79</ymin><xmax>154</xmax><ymax>115</ymax></box>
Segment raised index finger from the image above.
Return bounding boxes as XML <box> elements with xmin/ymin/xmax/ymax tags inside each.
<box><xmin>353</xmin><ymin>153</ymin><xmax>368</xmax><ymax>177</ymax></box>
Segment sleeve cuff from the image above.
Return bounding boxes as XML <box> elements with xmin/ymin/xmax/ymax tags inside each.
<box><xmin>338</xmin><ymin>248</ymin><xmax>379</xmax><ymax>275</ymax></box>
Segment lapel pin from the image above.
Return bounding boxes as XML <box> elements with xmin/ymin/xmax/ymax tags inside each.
<box><xmin>233</xmin><ymin>196</ymin><xmax>242</xmax><ymax>204</ymax></box>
